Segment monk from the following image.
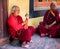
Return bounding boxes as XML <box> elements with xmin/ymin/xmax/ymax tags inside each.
<box><xmin>38</xmin><ymin>2</ymin><xmax>60</xmax><ymax>37</ymax></box>
<box><xmin>8</xmin><ymin>6</ymin><xmax>35</xmax><ymax>48</ymax></box>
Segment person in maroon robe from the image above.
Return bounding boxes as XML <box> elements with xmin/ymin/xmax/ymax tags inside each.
<box><xmin>8</xmin><ymin>6</ymin><xmax>35</xmax><ymax>48</ymax></box>
<box><xmin>38</xmin><ymin>2</ymin><xmax>60</xmax><ymax>37</ymax></box>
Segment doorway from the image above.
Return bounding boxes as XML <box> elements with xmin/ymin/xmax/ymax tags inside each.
<box><xmin>0</xmin><ymin>0</ymin><xmax>8</xmax><ymax>39</ymax></box>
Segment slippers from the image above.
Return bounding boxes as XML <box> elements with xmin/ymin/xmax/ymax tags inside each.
<box><xmin>22</xmin><ymin>44</ymin><xmax>29</xmax><ymax>48</ymax></box>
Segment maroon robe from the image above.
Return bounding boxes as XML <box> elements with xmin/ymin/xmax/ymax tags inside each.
<box><xmin>8</xmin><ymin>14</ymin><xmax>35</xmax><ymax>42</ymax></box>
<box><xmin>38</xmin><ymin>9</ymin><xmax>60</xmax><ymax>37</ymax></box>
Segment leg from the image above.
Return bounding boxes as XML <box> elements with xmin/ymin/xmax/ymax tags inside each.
<box><xmin>9</xmin><ymin>37</ymin><xmax>14</xmax><ymax>43</ymax></box>
<box><xmin>18</xmin><ymin>29</ymin><xmax>31</xmax><ymax>42</ymax></box>
<box><xmin>38</xmin><ymin>24</ymin><xmax>48</xmax><ymax>37</ymax></box>
<box><xmin>17</xmin><ymin>29</ymin><xmax>31</xmax><ymax>48</ymax></box>
<box><xmin>28</xmin><ymin>26</ymin><xmax>35</xmax><ymax>36</ymax></box>
<box><xmin>9</xmin><ymin>31</ymin><xmax>16</xmax><ymax>43</ymax></box>
<box><xmin>21</xmin><ymin>41</ymin><xmax>29</xmax><ymax>48</ymax></box>
<box><xmin>48</xmin><ymin>25</ymin><xmax>59</xmax><ymax>37</ymax></box>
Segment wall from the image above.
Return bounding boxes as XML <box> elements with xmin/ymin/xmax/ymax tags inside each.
<box><xmin>28</xmin><ymin>17</ymin><xmax>43</xmax><ymax>27</ymax></box>
<box><xmin>8</xmin><ymin>0</ymin><xmax>43</xmax><ymax>28</ymax></box>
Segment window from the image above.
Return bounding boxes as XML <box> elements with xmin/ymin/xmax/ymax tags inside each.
<box><xmin>38</xmin><ymin>0</ymin><xmax>42</xmax><ymax>2</ymax></box>
<box><xmin>52</xmin><ymin>0</ymin><xmax>56</xmax><ymax>1</ymax></box>
<box><xmin>45</xmin><ymin>0</ymin><xmax>49</xmax><ymax>2</ymax></box>
<box><xmin>58</xmin><ymin>0</ymin><xmax>60</xmax><ymax>1</ymax></box>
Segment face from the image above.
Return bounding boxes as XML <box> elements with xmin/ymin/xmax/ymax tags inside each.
<box><xmin>50</xmin><ymin>4</ymin><xmax>56</xmax><ymax>10</ymax></box>
<box><xmin>14</xmin><ymin>7</ymin><xmax>20</xmax><ymax>16</ymax></box>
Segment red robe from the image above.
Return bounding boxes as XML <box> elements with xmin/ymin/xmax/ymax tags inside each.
<box><xmin>38</xmin><ymin>9</ymin><xmax>60</xmax><ymax>37</ymax></box>
<box><xmin>8</xmin><ymin>14</ymin><xmax>35</xmax><ymax>42</ymax></box>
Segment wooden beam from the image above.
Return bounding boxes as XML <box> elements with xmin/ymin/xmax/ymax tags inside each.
<box><xmin>2</xmin><ymin>0</ymin><xmax>8</xmax><ymax>37</ymax></box>
<box><xmin>0</xmin><ymin>0</ymin><xmax>8</xmax><ymax>38</ymax></box>
<box><xmin>0</xmin><ymin>0</ymin><xmax>4</xmax><ymax>38</ymax></box>
<box><xmin>0</xmin><ymin>0</ymin><xmax>8</xmax><ymax>45</ymax></box>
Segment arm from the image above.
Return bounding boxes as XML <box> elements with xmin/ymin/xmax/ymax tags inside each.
<box><xmin>8</xmin><ymin>16</ymin><xmax>23</xmax><ymax>31</ymax></box>
<box><xmin>48</xmin><ymin>10</ymin><xmax>59</xmax><ymax>27</ymax></box>
<box><xmin>17</xmin><ymin>16</ymin><xmax>28</xmax><ymax>26</ymax></box>
<box><xmin>48</xmin><ymin>21</ymin><xmax>56</xmax><ymax>27</ymax></box>
<box><xmin>43</xmin><ymin>10</ymin><xmax>49</xmax><ymax>29</ymax></box>
<box><xmin>43</xmin><ymin>10</ymin><xmax>49</xmax><ymax>25</ymax></box>
<box><xmin>55</xmin><ymin>10</ymin><xmax>60</xmax><ymax>23</ymax></box>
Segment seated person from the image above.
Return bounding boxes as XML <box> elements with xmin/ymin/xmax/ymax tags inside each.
<box><xmin>38</xmin><ymin>2</ymin><xmax>60</xmax><ymax>37</ymax></box>
<box><xmin>8</xmin><ymin>6</ymin><xmax>35</xmax><ymax>48</ymax></box>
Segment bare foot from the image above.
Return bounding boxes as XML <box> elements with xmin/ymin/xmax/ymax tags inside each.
<box><xmin>30</xmin><ymin>40</ymin><xmax>33</xmax><ymax>43</ymax></box>
<box><xmin>40</xmin><ymin>33</ymin><xmax>46</xmax><ymax>37</ymax></box>
<box><xmin>21</xmin><ymin>41</ymin><xmax>29</xmax><ymax>48</ymax></box>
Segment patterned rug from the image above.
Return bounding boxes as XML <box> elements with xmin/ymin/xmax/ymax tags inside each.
<box><xmin>0</xmin><ymin>34</ymin><xmax>60</xmax><ymax>49</ymax></box>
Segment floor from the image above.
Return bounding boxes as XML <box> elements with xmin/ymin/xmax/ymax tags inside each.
<box><xmin>0</xmin><ymin>34</ymin><xmax>60</xmax><ymax>49</ymax></box>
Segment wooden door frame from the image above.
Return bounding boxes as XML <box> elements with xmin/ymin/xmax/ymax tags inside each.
<box><xmin>0</xmin><ymin>0</ymin><xmax>8</xmax><ymax>39</ymax></box>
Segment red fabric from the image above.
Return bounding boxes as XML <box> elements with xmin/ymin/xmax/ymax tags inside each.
<box><xmin>43</xmin><ymin>10</ymin><xmax>60</xmax><ymax>25</ymax></box>
<box><xmin>8</xmin><ymin>14</ymin><xmax>35</xmax><ymax>42</ymax></box>
<box><xmin>38</xmin><ymin>24</ymin><xmax>59</xmax><ymax>37</ymax></box>
<box><xmin>18</xmin><ymin>26</ymin><xmax>35</xmax><ymax>42</ymax></box>
<box><xmin>38</xmin><ymin>10</ymin><xmax>60</xmax><ymax>37</ymax></box>
<box><xmin>8</xmin><ymin>14</ymin><xmax>23</xmax><ymax>31</ymax></box>
<box><xmin>28</xmin><ymin>26</ymin><xmax>35</xmax><ymax>36</ymax></box>
<box><xmin>18</xmin><ymin>29</ymin><xmax>31</xmax><ymax>42</ymax></box>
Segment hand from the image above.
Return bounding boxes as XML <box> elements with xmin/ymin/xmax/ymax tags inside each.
<box><xmin>48</xmin><ymin>25</ymin><xmax>52</xmax><ymax>27</ymax></box>
<box><xmin>24</xmin><ymin>22</ymin><xmax>28</xmax><ymax>29</ymax></box>
<box><xmin>24</xmin><ymin>20</ymin><xmax>28</xmax><ymax>24</ymax></box>
<box><xmin>48</xmin><ymin>21</ymin><xmax>56</xmax><ymax>27</ymax></box>
<box><xmin>22</xmin><ymin>22</ymin><xmax>26</xmax><ymax>25</ymax></box>
<box><xmin>24</xmin><ymin>26</ymin><xmax>28</xmax><ymax>29</ymax></box>
<box><xmin>45</xmin><ymin>25</ymin><xmax>49</xmax><ymax>29</ymax></box>
<box><xmin>22</xmin><ymin>20</ymin><xmax>28</xmax><ymax>25</ymax></box>
<box><xmin>25</xmin><ymin>20</ymin><xmax>28</xmax><ymax>23</ymax></box>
